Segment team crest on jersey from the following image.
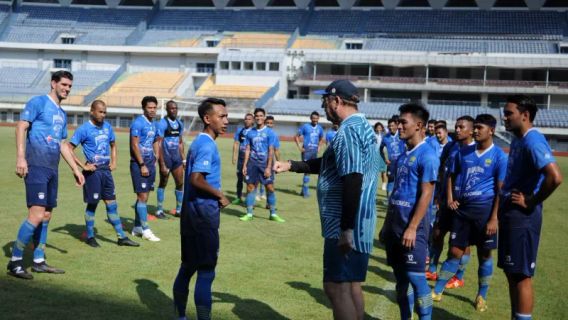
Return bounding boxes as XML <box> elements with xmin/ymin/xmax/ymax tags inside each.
<box><xmin>38</xmin><ymin>192</ymin><xmax>45</xmax><ymax>200</ymax></box>
<box><xmin>484</xmin><ymin>158</ymin><xmax>492</xmax><ymax>166</ymax></box>
<box><xmin>408</xmin><ymin>156</ymin><xmax>416</xmax><ymax>165</ymax></box>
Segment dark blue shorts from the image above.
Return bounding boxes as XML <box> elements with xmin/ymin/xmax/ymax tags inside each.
<box><xmin>181</xmin><ymin>229</ymin><xmax>219</xmax><ymax>271</ymax></box>
<box><xmin>83</xmin><ymin>168</ymin><xmax>116</xmax><ymax>203</ymax></box>
<box><xmin>25</xmin><ymin>165</ymin><xmax>58</xmax><ymax>208</ymax></box>
<box><xmin>164</xmin><ymin>151</ymin><xmax>183</xmax><ymax>171</ymax></box>
<box><xmin>245</xmin><ymin>161</ymin><xmax>273</xmax><ymax>186</ymax></box>
<box><xmin>323</xmin><ymin>238</ymin><xmax>370</xmax><ymax>283</ymax></box>
<box><xmin>434</xmin><ymin>205</ymin><xmax>453</xmax><ymax>234</ymax></box>
<box><xmin>450</xmin><ymin>203</ymin><xmax>497</xmax><ymax>250</ymax></box>
<box><xmin>302</xmin><ymin>149</ymin><xmax>318</xmax><ymax>162</ymax></box>
<box><xmin>236</xmin><ymin>154</ymin><xmax>245</xmax><ymax>173</ymax></box>
<box><xmin>498</xmin><ymin>204</ymin><xmax>542</xmax><ymax>277</ymax></box>
<box><xmin>385</xmin><ymin>229</ymin><xmax>428</xmax><ymax>273</ymax></box>
<box><xmin>130</xmin><ymin>160</ymin><xmax>156</xmax><ymax>193</ymax></box>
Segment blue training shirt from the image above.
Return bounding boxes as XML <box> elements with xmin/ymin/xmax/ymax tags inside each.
<box><xmin>70</xmin><ymin>120</ymin><xmax>115</xmax><ymax>167</ymax></box>
<box><xmin>243</xmin><ymin>126</ymin><xmax>275</xmax><ymax>164</ymax></box>
<box><xmin>157</xmin><ymin>117</ymin><xmax>184</xmax><ymax>159</ymax></box>
<box><xmin>426</xmin><ymin>135</ymin><xmax>442</xmax><ymax>158</ymax></box>
<box><xmin>233</xmin><ymin>126</ymin><xmax>252</xmax><ymax>155</ymax></box>
<box><xmin>298</xmin><ymin>123</ymin><xmax>324</xmax><ymax>152</ymax></box>
<box><xmin>380</xmin><ymin>132</ymin><xmax>405</xmax><ymax>163</ymax></box>
<box><xmin>184</xmin><ymin>133</ymin><xmax>221</xmax><ymax>201</ymax></box>
<box><xmin>21</xmin><ymin>95</ymin><xmax>67</xmax><ymax>171</ymax></box>
<box><xmin>389</xmin><ymin>141</ymin><xmax>440</xmax><ymax>237</ymax></box>
<box><xmin>317</xmin><ymin>113</ymin><xmax>380</xmax><ymax>254</ymax></box>
<box><xmin>130</xmin><ymin>115</ymin><xmax>158</xmax><ymax>162</ymax></box>
<box><xmin>325</xmin><ymin>129</ymin><xmax>337</xmax><ymax>145</ymax></box>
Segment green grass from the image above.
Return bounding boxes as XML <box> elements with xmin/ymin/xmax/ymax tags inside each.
<box><xmin>0</xmin><ymin>126</ymin><xmax>566</xmax><ymax>320</ymax></box>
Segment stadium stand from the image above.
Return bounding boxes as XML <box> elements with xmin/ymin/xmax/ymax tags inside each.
<box><xmin>218</xmin><ymin>33</ymin><xmax>290</xmax><ymax>49</ymax></box>
<box><xmin>136</xmin><ymin>29</ymin><xmax>208</xmax><ymax>47</ymax></box>
<box><xmin>196</xmin><ymin>76</ymin><xmax>270</xmax><ymax>100</ymax></box>
<box><xmin>364</xmin><ymin>39</ymin><xmax>557</xmax><ymax>54</ymax></box>
<box><xmin>291</xmin><ymin>36</ymin><xmax>340</xmax><ymax>49</ymax></box>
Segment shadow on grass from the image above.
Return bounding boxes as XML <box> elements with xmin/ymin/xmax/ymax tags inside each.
<box><xmin>440</xmin><ymin>290</ymin><xmax>475</xmax><ymax>306</ymax></box>
<box><xmin>367</xmin><ymin>265</ymin><xmax>396</xmax><ymax>283</ymax></box>
<box><xmin>213</xmin><ymin>292</ymin><xmax>290</xmax><ymax>320</ymax></box>
<box><xmin>432</xmin><ymin>306</ymin><xmax>469</xmax><ymax>320</ymax></box>
<box><xmin>221</xmin><ymin>206</ymin><xmax>245</xmax><ymax>218</ymax></box>
<box><xmin>134</xmin><ymin>279</ymin><xmax>173</xmax><ymax>316</ymax></box>
<box><xmin>51</xmin><ymin>224</ymin><xmax>115</xmax><ymax>245</ymax></box>
<box><xmin>286</xmin><ymin>281</ymin><xmax>331</xmax><ymax>308</ymax></box>
<box><xmin>3</xmin><ymin>239</ymin><xmax>68</xmax><ymax>261</ymax></box>
<box><xmin>362</xmin><ymin>284</ymin><xmax>397</xmax><ymax>304</ymax></box>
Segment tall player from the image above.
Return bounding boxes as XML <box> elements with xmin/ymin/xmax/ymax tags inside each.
<box><xmin>231</xmin><ymin>113</ymin><xmax>254</xmax><ymax>205</ymax></box>
<box><xmin>173</xmin><ymin>98</ymin><xmax>230</xmax><ymax>320</ymax></box>
<box><xmin>432</xmin><ymin>114</ymin><xmax>507</xmax><ymax>312</ymax></box>
<box><xmin>130</xmin><ymin>96</ymin><xmax>161</xmax><ymax>242</ymax></box>
<box><xmin>7</xmin><ymin>70</ymin><xmax>85</xmax><ymax>279</ymax></box>
<box><xmin>68</xmin><ymin>100</ymin><xmax>139</xmax><ymax>248</ymax></box>
<box><xmin>156</xmin><ymin>100</ymin><xmax>185</xmax><ymax>219</ymax></box>
<box><xmin>499</xmin><ymin>95</ymin><xmax>562</xmax><ymax>320</ymax></box>
<box><xmin>294</xmin><ymin>111</ymin><xmax>324</xmax><ymax>198</ymax></box>
<box><xmin>383</xmin><ymin>102</ymin><xmax>438</xmax><ymax>320</ymax></box>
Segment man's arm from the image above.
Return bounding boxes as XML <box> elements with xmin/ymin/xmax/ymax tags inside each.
<box><xmin>242</xmin><ymin>144</ymin><xmax>250</xmax><ymax>176</ymax></box>
<box><xmin>15</xmin><ymin>121</ymin><xmax>30</xmax><ymax>178</ymax></box>
<box><xmin>232</xmin><ymin>141</ymin><xmax>239</xmax><ymax>165</ymax></box>
<box><xmin>379</xmin><ymin>142</ymin><xmax>389</xmax><ymax>164</ymax></box>
<box><xmin>179</xmin><ymin>135</ymin><xmax>186</xmax><ymax>167</ymax></box>
<box><xmin>487</xmin><ymin>181</ymin><xmax>502</xmax><ymax>236</ymax></box>
<box><xmin>156</xmin><ymin>136</ymin><xmax>168</xmax><ymax>175</ymax></box>
<box><xmin>130</xmin><ymin>135</ymin><xmax>149</xmax><ymax>177</ymax></box>
<box><xmin>512</xmin><ymin>162</ymin><xmax>563</xmax><ymax>209</ymax></box>
<box><xmin>273</xmin><ymin>158</ymin><xmax>322</xmax><ymax>175</ymax></box>
<box><xmin>60</xmin><ymin>141</ymin><xmax>85</xmax><ymax>186</ymax></box>
<box><xmin>110</xmin><ymin>141</ymin><xmax>117</xmax><ymax>171</ymax></box>
<box><xmin>274</xmin><ymin>148</ymin><xmax>281</xmax><ymax>162</ymax></box>
<box><xmin>67</xmin><ymin>142</ymin><xmax>95</xmax><ymax>171</ymax></box>
<box><xmin>294</xmin><ymin>134</ymin><xmax>303</xmax><ymax>153</ymax></box>
<box><xmin>190</xmin><ymin>172</ymin><xmax>230</xmax><ymax>208</ymax></box>
<box><xmin>264</xmin><ymin>146</ymin><xmax>274</xmax><ymax>178</ymax></box>
<box><xmin>402</xmin><ymin>181</ymin><xmax>435</xmax><ymax>249</ymax></box>
<box><xmin>338</xmin><ymin>172</ymin><xmax>363</xmax><ymax>254</ymax></box>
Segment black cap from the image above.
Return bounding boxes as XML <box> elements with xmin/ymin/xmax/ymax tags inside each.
<box><xmin>314</xmin><ymin>79</ymin><xmax>360</xmax><ymax>103</ymax></box>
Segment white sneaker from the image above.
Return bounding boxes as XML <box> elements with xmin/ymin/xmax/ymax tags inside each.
<box><xmin>381</xmin><ymin>183</ymin><xmax>387</xmax><ymax>191</ymax></box>
<box><xmin>255</xmin><ymin>195</ymin><xmax>261</xmax><ymax>201</ymax></box>
<box><xmin>131</xmin><ymin>226</ymin><xmax>144</xmax><ymax>237</ymax></box>
<box><xmin>142</xmin><ymin>229</ymin><xmax>160</xmax><ymax>242</ymax></box>
<box><xmin>261</xmin><ymin>194</ymin><xmax>267</xmax><ymax>200</ymax></box>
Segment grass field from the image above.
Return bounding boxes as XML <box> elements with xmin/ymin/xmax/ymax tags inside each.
<box><xmin>0</xmin><ymin>126</ymin><xmax>566</xmax><ymax>320</ymax></box>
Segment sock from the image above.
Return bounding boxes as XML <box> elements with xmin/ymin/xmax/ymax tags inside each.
<box><xmin>387</xmin><ymin>182</ymin><xmax>394</xmax><ymax>198</ymax></box>
<box><xmin>434</xmin><ymin>258</ymin><xmax>460</xmax><ymax>294</ymax></box>
<box><xmin>85</xmin><ymin>203</ymin><xmax>98</xmax><ymax>239</ymax></box>
<box><xmin>157</xmin><ymin>188</ymin><xmax>165</xmax><ymax>211</ymax></box>
<box><xmin>136</xmin><ymin>201</ymin><xmax>149</xmax><ymax>230</ymax></box>
<box><xmin>246</xmin><ymin>190</ymin><xmax>256</xmax><ymax>215</ymax></box>
<box><xmin>195</xmin><ymin>270</ymin><xmax>215</xmax><ymax>320</ymax></box>
<box><xmin>478</xmin><ymin>258</ymin><xmax>493</xmax><ymax>299</ymax></box>
<box><xmin>393</xmin><ymin>268</ymin><xmax>411</xmax><ymax>320</ymax></box>
<box><xmin>11</xmin><ymin>220</ymin><xmax>36</xmax><ymax>260</ymax></box>
<box><xmin>407</xmin><ymin>285</ymin><xmax>415</xmax><ymax>319</ymax></box>
<box><xmin>173</xmin><ymin>265</ymin><xmax>196</xmax><ymax>318</ymax></box>
<box><xmin>33</xmin><ymin>220</ymin><xmax>49</xmax><ymax>263</ymax></box>
<box><xmin>267</xmin><ymin>191</ymin><xmax>276</xmax><ymax>215</ymax></box>
<box><xmin>456</xmin><ymin>254</ymin><xmax>471</xmax><ymax>280</ymax></box>
<box><xmin>428</xmin><ymin>244</ymin><xmax>442</xmax><ymax>274</ymax></box>
<box><xmin>175</xmin><ymin>189</ymin><xmax>183</xmax><ymax>213</ymax></box>
<box><xmin>236</xmin><ymin>172</ymin><xmax>244</xmax><ymax>199</ymax></box>
<box><xmin>515</xmin><ymin>313</ymin><xmax>532</xmax><ymax>320</ymax></box>
<box><xmin>259</xmin><ymin>185</ymin><xmax>265</xmax><ymax>197</ymax></box>
<box><xmin>302</xmin><ymin>174</ymin><xmax>310</xmax><ymax>195</ymax></box>
<box><xmin>105</xmin><ymin>201</ymin><xmax>125</xmax><ymax>239</ymax></box>
<box><xmin>408</xmin><ymin>272</ymin><xmax>433</xmax><ymax>320</ymax></box>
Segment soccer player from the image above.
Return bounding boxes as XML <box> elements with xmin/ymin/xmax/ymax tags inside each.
<box><xmin>240</xmin><ymin>108</ymin><xmax>284</xmax><ymax>222</ymax></box>
<box><xmin>499</xmin><ymin>95</ymin><xmax>562</xmax><ymax>320</ymax></box>
<box><xmin>274</xmin><ymin>79</ymin><xmax>379</xmax><ymax>320</ymax></box>
<box><xmin>380</xmin><ymin>116</ymin><xmax>405</xmax><ymax>198</ymax></box>
<box><xmin>7</xmin><ymin>70</ymin><xmax>85</xmax><ymax>279</ymax></box>
<box><xmin>130</xmin><ymin>96</ymin><xmax>161</xmax><ymax>242</ymax></box>
<box><xmin>432</xmin><ymin>114</ymin><xmax>507</xmax><ymax>312</ymax></box>
<box><xmin>427</xmin><ymin>119</ymin><xmax>437</xmax><ymax>137</ymax></box>
<box><xmin>383</xmin><ymin>102</ymin><xmax>439</xmax><ymax>320</ymax></box>
<box><xmin>231</xmin><ymin>113</ymin><xmax>254</xmax><ymax>205</ymax></box>
<box><xmin>434</xmin><ymin>123</ymin><xmax>450</xmax><ymax>156</ymax></box>
<box><xmin>264</xmin><ymin>115</ymin><xmax>280</xmax><ymax>161</ymax></box>
<box><xmin>294</xmin><ymin>111</ymin><xmax>324</xmax><ymax>198</ymax></box>
<box><xmin>172</xmin><ymin>98</ymin><xmax>230</xmax><ymax>320</ymax></box>
<box><xmin>374</xmin><ymin>122</ymin><xmax>388</xmax><ymax>191</ymax></box>
<box><xmin>156</xmin><ymin>100</ymin><xmax>186</xmax><ymax>219</ymax></box>
<box><xmin>68</xmin><ymin>100</ymin><xmax>139</xmax><ymax>248</ymax></box>
<box><xmin>326</xmin><ymin>123</ymin><xmax>339</xmax><ymax>146</ymax></box>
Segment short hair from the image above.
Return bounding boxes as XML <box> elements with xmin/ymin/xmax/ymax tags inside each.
<box><xmin>310</xmin><ymin>111</ymin><xmax>320</xmax><ymax>118</ymax></box>
<box><xmin>265</xmin><ymin>115</ymin><xmax>274</xmax><ymax>121</ymax></box>
<box><xmin>51</xmin><ymin>70</ymin><xmax>73</xmax><ymax>82</ymax></box>
<box><xmin>399</xmin><ymin>102</ymin><xmax>429</xmax><ymax>124</ymax></box>
<box><xmin>244</xmin><ymin>113</ymin><xmax>253</xmax><ymax>119</ymax></box>
<box><xmin>456</xmin><ymin>115</ymin><xmax>475</xmax><ymax>124</ymax></box>
<box><xmin>434</xmin><ymin>123</ymin><xmax>447</xmax><ymax>131</ymax></box>
<box><xmin>165</xmin><ymin>100</ymin><xmax>177</xmax><ymax>108</ymax></box>
<box><xmin>90</xmin><ymin>99</ymin><xmax>106</xmax><ymax>110</ymax></box>
<box><xmin>141</xmin><ymin>96</ymin><xmax>158</xmax><ymax>108</ymax></box>
<box><xmin>428</xmin><ymin>119</ymin><xmax>437</xmax><ymax>125</ymax></box>
<box><xmin>374</xmin><ymin>122</ymin><xmax>384</xmax><ymax>131</ymax></box>
<box><xmin>253</xmin><ymin>108</ymin><xmax>266</xmax><ymax>116</ymax></box>
<box><xmin>197</xmin><ymin>98</ymin><xmax>226</xmax><ymax>122</ymax></box>
<box><xmin>387</xmin><ymin>115</ymin><xmax>399</xmax><ymax>125</ymax></box>
<box><xmin>474</xmin><ymin>113</ymin><xmax>497</xmax><ymax>128</ymax></box>
<box><xmin>435</xmin><ymin>120</ymin><xmax>447</xmax><ymax>127</ymax></box>
<box><xmin>507</xmin><ymin>95</ymin><xmax>538</xmax><ymax>122</ymax></box>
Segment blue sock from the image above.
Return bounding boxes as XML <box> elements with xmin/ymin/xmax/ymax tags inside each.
<box><xmin>175</xmin><ymin>189</ymin><xmax>183</xmax><ymax>213</ymax></box>
<box><xmin>259</xmin><ymin>185</ymin><xmax>265</xmax><ymax>197</ymax></box>
<box><xmin>85</xmin><ymin>203</ymin><xmax>98</xmax><ymax>239</ymax></box>
<box><xmin>267</xmin><ymin>191</ymin><xmax>276</xmax><ymax>215</ymax></box>
<box><xmin>195</xmin><ymin>270</ymin><xmax>215</xmax><ymax>320</ymax></box>
<box><xmin>173</xmin><ymin>265</ymin><xmax>196</xmax><ymax>318</ymax></box>
<box><xmin>302</xmin><ymin>175</ymin><xmax>310</xmax><ymax>196</ymax></box>
<box><xmin>515</xmin><ymin>313</ymin><xmax>532</xmax><ymax>320</ymax></box>
<box><xmin>136</xmin><ymin>201</ymin><xmax>149</xmax><ymax>230</ymax></box>
<box><xmin>393</xmin><ymin>268</ymin><xmax>411</xmax><ymax>320</ymax></box>
<box><xmin>408</xmin><ymin>272</ymin><xmax>432</xmax><ymax>320</ymax></box>
<box><xmin>407</xmin><ymin>285</ymin><xmax>415</xmax><ymax>319</ymax></box>
<box><xmin>428</xmin><ymin>245</ymin><xmax>442</xmax><ymax>274</ymax></box>
<box><xmin>246</xmin><ymin>190</ymin><xmax>256</xmax><ymax>214</ymax></box>
<box><xmin>434</xmin><ymin>258</ymin><xmax>460</xmax><ymax>294</ymax></box>
<box><xmin>105</xmin><ymin>201</ymin><xmax>125</xmax><ymax>239</ymax></box>
<box><xmin>456</xmin><ymin>254</ymin><xmax>471</xmax><ymax>280</ymax></box>
<box><xmin>157</xmin><ymin>188</ymin><xmax>165</xmax><ymax>211</ymax></box>
<box><xmin>33</xmin><ymin>220</ymin><xmax>49</xmax><ymax>262</ymax></box>
<box><xmin>478</xmin><ymin>258</ymin><xmax>493</xmax><ymax>299</ymax></box>
<box><xmin>12</xmin><ymin>220</ymin><xmax>36</xmax><ymax>259</ymax></box>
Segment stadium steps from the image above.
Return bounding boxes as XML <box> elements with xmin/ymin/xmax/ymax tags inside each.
<box><xmin>290</xmin><ymin>37</ymin><xmax>339</xmax><ymax>49</ymax></box>
<box><xmin>195</xmin><ymin>75</ymin><xmax>270</xmax><ymax>100</ymax></box>
<box><xmin>218</xmin><ymin>33</ymin><xmax>290</xmax><ymax>49</ymax></box>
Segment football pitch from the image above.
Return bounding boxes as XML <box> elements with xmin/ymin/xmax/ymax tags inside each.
<box><xmin>0</xmin><ymin>126</ymin><xmax>566</xmax><ymax>320</ymax></box>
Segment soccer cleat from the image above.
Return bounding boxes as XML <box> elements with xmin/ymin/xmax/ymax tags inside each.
<box><xmin>86</xmin><ymin>237</ymin><xmax>100</xmax><ymax>248</ymax></box>
<box><xmin>425</xmin><ymin>271</ymin><xmax>438</xmax><ymax>281</ymax></box>
<box><xmin>475</xmin><ymin>295</ymin><xmax>488</xmax><ymax>312</ymax></box>
<box><xmin>431</xmin><ymin>291</ymin><xmax>443</xmax><ymax>302</ymax></box>
<box><xmin>261</xmin><ymin>194</ymin><xmax>267</xmax><ymax>200</ymax></box>
<box><xmin>231</xmin><ymin>198</ymin><xmax>242</xmax><ymax>205</ymax></box>
<box><xmin>381</xmin><ymin>183</ymin><xmax>387</xmax><ymax>191</ymax></box>
<box><xmin>265</xmin><ymin>204</ymin><xmax>271</xmax><ymax>210</ymax></box>
<box><xmin>131</xmin><ymin>226</ymin><xmax>144</xmax><ymax>237</ymax></box>
<box><xmin>31</xmin><ymin>262</ymin><xmax>65</xmax><ymax>274</ymax></box>
<box><xmin>173</xmin><ymin>211</ymin><xmax>181</xmax><ymax>218</ymax></box>
<box><xmin>142</xmin><ymin>229</ymin><xmax>160</xmax><ymax>242</ymax></box>
<box><xmin>117</xmin><ymin>237</ymin><xmax>140</xmax><ymax>247</ymax></box>
<box><xmin>7</xmin><ymin>261</ymin><xmax>33</xmax><ymax>280</ymax></box>
<box><xmin>239</xmin><ymin>214</ymin><xmax>253</xmax><ymax>222</ymax></box>
<box><xmin>154</xmin><ymin>210</ymin><xmax>169</xmax><ymax>220</ymax></box>
<box><xmin>269</xmin><ymin>214</ymin><xmax>285</xmax><ymax>223</ymax></box>
<box><xmin>445</xmin><ymin>276</ymin><xmax>465</xmax><ymax>289</ymax></box>
<box><xmin>255</xmin><ymin>195</ymin><xmax>262</xmax><ymax>202</ymax></box>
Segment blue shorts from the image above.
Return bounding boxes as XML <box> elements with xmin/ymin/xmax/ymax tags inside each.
<box><xmin>323</xmin><ymin>238</ymin><xmax>369</xmax><ymax>283</ymax></box>
<box><xmin>385</xmin><ymin>229</ymin><xmax>428</xmax><ymax>273</ymax></box>
<box><xmin>83</xmin><ymin>168</ymin><xmax>116</xmax><ymax>203</ymax></box>
<box><xmin>25</xmin><ymin>165</ymin><xmax>58</xmax><ymax>208</ymax></box>
<box><xmin>130</xmin><ymin>160</ymin><xmax>156</xmax><ymax>193</ymax></box>
<box><xmin>245</xmin><ymin>161</ymin><xmax>273</xmax><ymax>186</ymax></box>
<box><xmin>386</xmin><ymin>163</ymin><xmax>396</xmax><ymax>182</ymax></box>
<box><xmin>498</xmin><ymin>204</ymin><xmax>542</xmax><ymax>277</ymax></box>
<box><xmin>450</xmin><ymin>203</ymin><xmax>497</xmax><ymax>250</ymax></box>
<box><xmin>434</xmin><ymin>205</ymin><xmax>453</xmax><ymax>234</ymax></box>
<box><xmin>302</xmin><ymin>149</ymin><xmax>318</xmax><ymax>161</ymax></box>
<box><xmin>164</xmin><ymin>151</ymin><xmax>183</xmax><ymax>171</ymax></box>
<box><xmin>181</xmin><ymin>229</ymin><xmax>219</xmax><ymax>271</ymax></box>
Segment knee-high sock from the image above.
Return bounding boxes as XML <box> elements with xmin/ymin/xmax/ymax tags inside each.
<box><xmin>195</xmin><ymin>270</ymin><xmax>215</xmax><ymax>320</ymax></box>
<box><xmin>135</xmin><ymin>201</ymin><xmax>149</xmax><ymax>230</ymax></box>
<box><xmin>105</xmin><ymin>201</ymin><xmax>125</xmax><ymax>239</ymax></box>
<box><xmin>246</xmin><ymin>190</ymin><xmax>256</xmax><ymax>215</ymax></box>
<box><xmin>393</xmin><ymin>268</ymin><xmax>412</xmax><ymax>320</ymax></box>
<box><xmin>85</xmin><ymin>202</ymin><xmax>98</xmax><ymax>239</ymax></box>
<box><xmin>408</xmin><ymin>272</ymin><xmax>433</xmax><ymax>320</ymax></box>
<box><xmin>428</xmin><ymin>244</ymin><xmax>442</xmax><ymax>274</ymax></box>
<box><xmin>434</xmin><ymin>258</ymin><xmax>460</xmax><ymax>294</ymax></box>
<box><xmin>407</xmin><ymin>285</ymin><xmax>415</xmax><ymax>318</ymax></box>
<box><xmin>11</xmin><ymin>220</ymin><xmax>36</xmax><ymax>260</ymax></box>
<box><xmin>173</xmin><ymin>264</ymin><xmax>196</xmax><ymax>318</ymax></box>
<box><xmin>33</xmin><ymin>220</ymin><xmax>49</xmax><ymax>263</ymax></box>
<box><xmin>267</xmin><ymin>191</ymin><xmax>276</xmax><ymax>215</ymax></box>
<box><xmin>478</xmin><ymin>258</ymin><xmax>493</xmax><ymax>299</ymax></box>
<box><xmin>236</xmin><ymin>172</ymin><xmax>244</xmax><ymax>199</ymax></box>
<box><xmin>157</xmin><ymin>188</ymin><xmax>165</xmax><ymax>211</ymax></box>
<box><xmin>456</xmin><ymin>253</ymin><xmax>470</xmax><ymax>280</ymax></box>
<box><xmin>175</xmin><ymin>189</ymin><xmax>183</xmax><ymax>213</ymax></box>
<box><xmin>302</xmin><ymin>174</ymin><xmax>310</xmax><ymax>195</ymax></box>
<box><xmin>515</xmin><ymin>313</ymin><xmax>532</xmax><ymax>320</ymax></box>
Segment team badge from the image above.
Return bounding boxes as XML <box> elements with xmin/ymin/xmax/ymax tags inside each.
<box><xmin>38</xmin><ymin>192</ymin><xmax>45</xmax><ymax>200</ymax></box>
<box><xmin>485</xmin><ymin>158</ymin><xmax>492</xmax><ymax>166</ymax></box>
<box><xmin>93</xmin><ymin>193</ymin><xmax>99</xmax><ymax>199</ymax></box>
<box><xmin>141</xmin><ymin>183</ymin><xmax>147</xmax><ymax>189</ymax></box>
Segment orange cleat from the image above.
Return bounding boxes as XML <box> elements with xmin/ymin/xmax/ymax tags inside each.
<box><xmin>426</xmin><ymin>271</ymin><xmax>438</xmax><ymax>281</ymax></box>
<box><xmin>445</xmin><ymin>276</ymin><xmax>465</xmax><ymax>289</ymax></box>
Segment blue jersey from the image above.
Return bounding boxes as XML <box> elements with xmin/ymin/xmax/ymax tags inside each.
<box><xmin>157</xmin><ymin>117</ymin><xmax>183</xmax><ymax>158</ymax></box>
<box><xmin>317</xmin><ymin>113</ymin><xmax>380</xmax><ymax>254</ymax></box>
<box><xmin>298</xmin><ymin>123</ymin><xmax>324</xmax><ymax>151</ymax></box>
<box><xmin>21</xmin><ymin>95</ymin><xmax>67</xmax><ymax>170</ymax></box>
<box><xmin>326</xmin><ymin>129</ymin><xmax>337</xmax><ymax>145</ymax></box>
<box><xmin>233</xmin><ymin>126</ymin><xmax>252</xmax><ymax>155</ymax></box>
<box><xmin>271</xmin><ymin>130</ymin><xmax>280</xmax><ymax>149</ymax></box>
<box><xmin>426</xmin><ymin>135</ymin><xmax>442</xmax><ymax>158</ymax></box>
<box><xmin>243</xmin><ymin>126</ymin><xmax>276</xmax><ymax>164</ymax></box>
<box><xmin>184</xmin><ymin>133</ymin><xmax>221</xmax><ymax>201</ymax></box>
<box><xmin>380</xmin><ymin>132</ymin><xmax>405</xmax><ymax>163</ymax></box>
<box><xmin>451</xmin><ymin>144</ymin><xmax>508</xmax><ymax>211</ymax></box>
<box><xmin>130</xmin><ymin>115</ymin><xmax>158</xmax><ymax>162</ymax></box>
<box><xmin>389</xmin><ymin>141</ymin><xmax>440</xmax><ymax>236</ymax></box>
<box><xmin>502</xmin><ymin>128</ymin><xmax>556</xmax><ymax>197</ymax></box>
<box><xmin>70</xmin><ymin>121</ymin><xmax>115</xmax><ymax>167</ymax></box>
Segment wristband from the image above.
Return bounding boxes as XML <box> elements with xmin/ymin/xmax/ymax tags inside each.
<box><xmin>138</xmin><ymin>162</ymin><xmax>145</xmax><ymax>167</ymax></box>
